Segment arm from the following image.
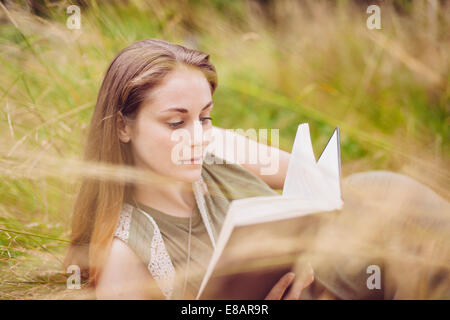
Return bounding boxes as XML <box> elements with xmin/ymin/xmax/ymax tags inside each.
<box><xmin>210</xmin><ymin>126</ymin><xmax>291</xmax><ymax>190</ymax></box>
<box><xmin>96</xmin><ymin>238</ymin><xmax>164</xmax><ymax>299</ymax></box>
<box><xmin>240</xmin><ymin>149</ymin><xmax>290</xmax><ymax>190</ymax></box>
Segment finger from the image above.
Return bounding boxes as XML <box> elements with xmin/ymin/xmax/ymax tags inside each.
<box><xmin>284</xmin><ymin>263</ymin><xmax>314</xmax><ymax>300</ymax></box>
<box><xmin>265</xmin><ymin>272</ymin><xmax>295</xmax><ymax>300</ymax></box>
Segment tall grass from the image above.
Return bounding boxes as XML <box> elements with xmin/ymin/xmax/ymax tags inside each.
<box><xmin>0</xmin><ymin>0</ymin><xmax>448</xmax><ymax>299</ymax></box>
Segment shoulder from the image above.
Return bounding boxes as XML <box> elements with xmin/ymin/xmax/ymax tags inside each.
<box><xmin>201</xmin><ymin>153</ymin><xmax>279</xmax><ymax>199</ymax></box>
<box><xmin>112</xmin><ymin>203</ymin><xmax>162</xmax><ymax>277</ymax></box>
<box><xmin>202</xmin><ymin>153</ymin><xmax>260</xmax><ymax>185</ymax></box>
<box><xmin>101</xmin><ymin>238</ymin><xmax>140</xmax><ymax>275</ymax></box>
<box><xmin>114</xmin><ymin>203</ymin><xmax>156</xmax><ymax>248</ymax></box>
<box><xmin>96</xmin><ymin>203</ymin><xmax>163</xmax><ymax>299</ymax></box>
<box><xmin>96</xmin><ymin>238</ymin><xmax>163</xmax><ymax>299</ymax></box>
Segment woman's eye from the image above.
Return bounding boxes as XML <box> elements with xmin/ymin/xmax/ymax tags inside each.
<box><xmin>167</xmin><ymin>121</ymin><xmax>184</xmax><ymax>128</ymax></box>
<box><xmin>167</xmin><ymin>117</ymin><xmax>212</xmax><ymax>129</ymax></box>
<box><xmin>200</xmin><ymin>117</ymin><xmax>212</xmax><ymax>124</ymax></box>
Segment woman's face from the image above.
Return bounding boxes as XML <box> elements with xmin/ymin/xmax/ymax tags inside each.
<box><xmin>121</xmin><ymin>65</ymin><xmax>213</xmax><ymax>183</ymax></box>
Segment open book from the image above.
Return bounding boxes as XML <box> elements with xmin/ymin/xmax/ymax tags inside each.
<box><xmin>196</xmin><ymin>123</ymin><xmax>342</xmax><ymax>299</ymax></box>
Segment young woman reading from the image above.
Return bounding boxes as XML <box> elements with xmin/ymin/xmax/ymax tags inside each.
<box><xmin>63</xmin><ymin>39</ymin><xmax>449</xmax><ymax>300</ymax></box>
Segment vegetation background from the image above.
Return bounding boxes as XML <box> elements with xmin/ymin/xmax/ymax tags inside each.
<box><xmin>0</xmin><ymin>0</ymin><xmax>448</xmax><ymax>299</ymax></box>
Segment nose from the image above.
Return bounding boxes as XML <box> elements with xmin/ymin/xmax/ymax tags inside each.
<box><xmin>190</xmin><ymin>120</ymin><xmax>203</xmax><ymax>145</ymax></box>
<box><xmin>189</xmin><ymin>120</ymin><xmax>208</xmax><ymax>158</ymax></box>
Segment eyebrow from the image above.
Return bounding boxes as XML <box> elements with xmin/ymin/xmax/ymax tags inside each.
<box><xmin>160</xmin><ymin>101</ymin><xmax>213</xmax><ymax>113</ymax></box>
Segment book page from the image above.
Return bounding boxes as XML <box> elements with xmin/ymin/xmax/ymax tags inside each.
<box><xmin>283</xmin><ymin>123</ymin><xmax>342</xmax><ymax>204</ymax></box>
<box><xmin>317</xmin><ymin>127</ymin><xmax>342</xmax><ymax>202</ymax></box>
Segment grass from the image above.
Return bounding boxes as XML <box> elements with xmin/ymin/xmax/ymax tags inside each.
<box><xmin>0</xmin><ymin>0</ymin><xmax>448</xmax><ymax>299</ymax></box>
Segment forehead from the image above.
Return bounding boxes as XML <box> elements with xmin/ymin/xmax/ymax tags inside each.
<box><xmin>143</xmin><ymin>66</ymin><xmax>212</xmax><ymax>113</ymax></box>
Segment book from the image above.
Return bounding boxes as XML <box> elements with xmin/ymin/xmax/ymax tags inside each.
<box><xmin>196</xmin><ymin>123</ymin><xmax>343</xmax><ymax>300</ymax></box>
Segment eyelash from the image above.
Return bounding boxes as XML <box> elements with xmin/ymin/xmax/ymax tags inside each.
<box><xmin>167</xmin><ymin>117</ymin><xmax>213</xmax><ymax>128</ymax></box>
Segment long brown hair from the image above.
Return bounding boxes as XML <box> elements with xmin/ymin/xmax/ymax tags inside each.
<box><xmin>63</xmin><ymin>39</ymin><xmax>218</xmax><ymax>287</ymax></box>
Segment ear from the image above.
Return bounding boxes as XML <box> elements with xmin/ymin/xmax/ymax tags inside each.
<box><xmin>117</xmin><ymin>111</ymin><xmax>132</xmax><ymax>143</ymax></box>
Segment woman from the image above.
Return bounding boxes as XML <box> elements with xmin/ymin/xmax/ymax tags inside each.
<box><xmin>63</xmin><ymin>39</ymin><xmax>449</xmax><ymax>300</ymax></box>
<box><xmin>62</xmin><ymin>38</ymin><xmax>306</xmax><ymax>299</ymax></box>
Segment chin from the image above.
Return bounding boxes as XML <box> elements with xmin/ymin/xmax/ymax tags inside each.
<box><xmin>172</xmin><ymin>164</ymin><xmax>203</xmax><ymax>183</ymax></box>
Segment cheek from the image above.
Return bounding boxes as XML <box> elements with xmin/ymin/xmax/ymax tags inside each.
<box><xmin>130</xmin><ymin>121</ymin><xmax>206</xmax><ymax>182</ymax></box>
<box><xmin>132</xmin><ymin>123</ymin><xmax>176</xmax><ymax>164</ymax></box>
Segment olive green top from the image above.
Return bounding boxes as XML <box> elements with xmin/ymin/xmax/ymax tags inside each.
<box><xmin>125</xmin><ymin>154</ymin><xmax>279</xmax><ymax>299</ymax></box>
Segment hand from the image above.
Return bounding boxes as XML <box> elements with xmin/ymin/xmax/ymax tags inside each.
<box><xmin>264</xmin><ymin>264</ymin><xmax>314</xmax><ymax>300</ymax></box>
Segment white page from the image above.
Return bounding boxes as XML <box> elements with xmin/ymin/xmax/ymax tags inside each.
<box><xmin>317</xmin><ymin>127</ymin><xmax>342</xmax><ymax>201</ymax></box>
<box><xmin>282</xmin><ymin>124</ymin><xmax>331</xmax><ymax>202</ymax></box>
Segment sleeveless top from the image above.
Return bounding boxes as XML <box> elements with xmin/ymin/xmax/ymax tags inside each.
<box><xmin>113</xmin><ymin>153</ymin><xmax>279</xmax><ymax>299</ymax></box>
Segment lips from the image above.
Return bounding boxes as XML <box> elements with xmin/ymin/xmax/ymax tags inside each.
<box><xmin>181</xmin><ymin>157</ymin><xmax>202</xmax><ymax>164</ymax></box>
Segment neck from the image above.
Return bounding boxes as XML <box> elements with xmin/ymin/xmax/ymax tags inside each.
<box><xmin>132</xmin><ymin>176</ymin><xmax>196</xmax><ymax>218</ymax></box>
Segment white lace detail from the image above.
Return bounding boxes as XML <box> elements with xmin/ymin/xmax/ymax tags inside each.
<box><xmin>135</xmin><ymin>207</ymin><xmax>176</xmax><ymax>300</ymax></box>
<box><xmin>114</xmin><ymin>203</ymin><xmax>133</xmax><ymax>243</ymax></box>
